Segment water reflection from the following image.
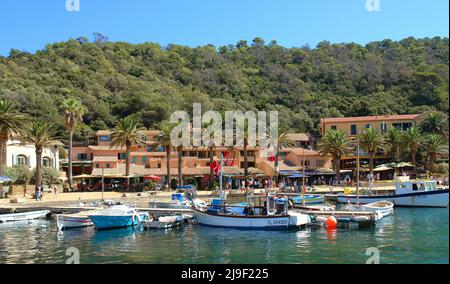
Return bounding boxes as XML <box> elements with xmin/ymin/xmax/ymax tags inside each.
<box><xmin>0</xmin><ymin>208</ymin><xmax>448</xmax><ymax>264</ymax></box>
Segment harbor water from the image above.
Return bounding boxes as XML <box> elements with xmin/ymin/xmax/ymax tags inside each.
<box><xmin>0</xmin><ymin>208</ymin><xmax>448</xmax><ymax>264</ymax></box>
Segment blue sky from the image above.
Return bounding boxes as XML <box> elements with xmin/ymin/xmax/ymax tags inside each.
<box><xmin>0</xmin><ymin>0</ymin><xmax>448</xmax><ymax>56</ymax></box>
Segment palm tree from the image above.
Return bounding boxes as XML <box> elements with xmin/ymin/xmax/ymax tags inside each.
<box><xmin>423</xmin><ymin>134</ymin><xmax>448</xmax><ymax>170</ymax></box>
<box><xmin>21</xmin><ymin>121</ymin><xmax>56</xmax><ymax>189</ymax></box>
<box><xmin>0</xmin><ymin>99</ymin><xmax>27</xmax><ymax>176</ymax></box>
<box><xmin>384</xmin><ymin>127</ymin><xmax>402</xmax><ymax>162</ymax></box>
<box><xmin>358</xmin><ymin>127</ymin><xmax>385</xmax><ymax>177</ymax></box>
<box><xmin>272</xmin><ymin>133</ymin><xmax>296</xmax><ymax>185</ymax></box>
<box><xmin>401</xmin><ymin>127</ymin><xmax>425</xmax><ymax>165</ymax></box>
<box><xmin>153</xmin><ymin>124</ymin><xmax>176</xmax><ymax>189</ymax></box>
<box><xmin>419</xmin><ymin>111</ymin><xmax>449</xmax><ymax>136</ymax></box>
<box><xmin>200</xmin><ymin>126</ymin><xmax>221</xmax><ymax>189</ymax></box>
<box><xmin>110</xmin><ymin>116</ymin><xmax>146</xmax><ymax>191</ymax></box>
<box><xmin>318</xmin><ymin>129</ymin><xmax>352</xmax><ymax>183</ymax></box>
<box><xmin>62</xmin><ymin>98</ymin><xmax>85</xmax><ymax>188</ymax></box>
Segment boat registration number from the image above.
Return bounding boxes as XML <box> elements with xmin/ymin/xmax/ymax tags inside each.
<box><xmin>267</xmin><ymin>219</ymin><xmax>288</xmax><ymax>225</ymax></box>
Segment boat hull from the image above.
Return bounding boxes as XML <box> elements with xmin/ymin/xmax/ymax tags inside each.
<box><xmin>0</xmin><ymin>210</ymin><xmax>50</xmax><ymax>223</ymax></box>
<box><xmin>60</xmin><ymin>215</ymin><xmax>93</xmax><ymax>229</ymax></box>
<box><xmin>291</xmin><ymin>195</ymin><xmax>324</xmax><ymax>205</ymax></box>
<box><xmin>193</xmin><ymin>209</ymin><xmax>310</xmax><ymax>230</ymax></box>
<box><xmin>337</xmin><ymin>189</ymin><xmax>449</xmax><ymax>208</ymax></box>
<box><xmin>89</xmin><ymin>214</ymin><xmax>147</xmax><ymax>230</ymax></box>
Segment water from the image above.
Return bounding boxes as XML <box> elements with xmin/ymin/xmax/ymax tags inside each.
<box><xmin>0</xmin><ymin>208</ymin><xmax>448</xmax><ymax>264</ymax></box>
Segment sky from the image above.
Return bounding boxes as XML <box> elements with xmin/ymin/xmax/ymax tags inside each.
<box><xmin>0</xmin><ymin>0</ymin><xmax>448</xmax><ymax>56</ymax></box>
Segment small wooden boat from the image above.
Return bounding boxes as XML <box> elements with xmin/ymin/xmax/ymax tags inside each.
<box><xmin>0</xmin><ymin>210</ymin><xmax>50</xmax><ymax>223</ymax></box>
<box><xmin>143</xmin><ymin>215</ymin><xmax>185</xmax><ymax>229</ymax></box>
<box><xmin>362</xmin><ymin>201</ymin><xmax>394</xmax><ymax>217</ymax></box>
<box><xmin>290</xmin><ymin>195</ymin><xmax>325</xmax><ymax>205</ymax></box>
<box><xmin>89</xmin><ymin>205</ymin><xmax>149</xmax><ymax>230</ymax></box>
<box><xmin>342</xmin><ymin>200</ymin><xmax>394</xmax><ymax>218</ymax></box>
<box><xmin>56</xmin><ymin>210</ymin><xmax>99</xmax><ymax>230</ymax></box>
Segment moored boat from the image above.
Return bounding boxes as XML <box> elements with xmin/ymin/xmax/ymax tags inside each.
<box><xmin>336</xmin><ymin>178</ymin><xmax>449</xmax><ymax>208</ymax></box>
<box><xmin>290</xmin><ymin>195</ymin><xmax>325</xmax><ymax>205</ymax></box>
<box><xmin>56</xmin><ymin>210</ymin><xmax>99</xmax><ymax>230</ymax></box>
<box><xmin>0</xmin><ymin>210</ymin><xmax>50</xmax><ymax>223</ymax></box>
<box><xmin>362</xmin><ymin>201</ymin><xmax>394</xmax><ymax>217</ymax></box>
<box><xmin>193</xmin><ymin>194</ymin><xmax>311</xmax><ymax>230</ymax></box>
<box><xmin>143</xmin><ymin>215</ymin><xmax>185</xmax><ymax>229</ymax></box>
<box><xmin>89</xmin><ymin>205</ymin><xmax>149</xmax><ymax>230</ymax></box>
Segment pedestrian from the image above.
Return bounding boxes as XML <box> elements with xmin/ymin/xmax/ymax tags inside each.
<box><xmin>53</xmin><ymin>185</ymin><xmax>58</xmax><ymax>199</ymax></box>
<box><xmin>444</xmin><ymin>176</ymin><xmax>449</xmax><ymax>186</ymax></box>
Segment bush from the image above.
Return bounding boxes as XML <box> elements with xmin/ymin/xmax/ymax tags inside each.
<box><xmin>30</xmin><ymin>166</ymin><xmax>62</xmax><ymax>186</ymax></box>
<box><xmin>3</xmin><ymin>165</ymin><xmax>32</xmax><ymax>185</ymax></box>
<box><xmin>437</xmin><ymin>162</ymin><xmax>449</xmax><ymax>174</ymax></box>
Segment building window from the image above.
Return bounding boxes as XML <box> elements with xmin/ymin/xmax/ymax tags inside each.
<box><xmin>99</xmin><ymin>136</ymin><xmax>111</xmax><ymax>142</ymax></box>
<box><xmin>402</xmin><ymin>122</ymin><xmax>412</xmax><ymax>131</ymax></box>
<box><xmin>105</xmin><ymin>164</ymin><xmax>111</xmax><ymax>168</ymax></box>
<box><xmin>381</xmin><ymin>122</ymin><xmax>387</xmax><ymax>132</ymax></box>
<box><xmin>331</xmin><ymin>125</ymin><xmax>337</xmax><ymax>130</ymax></box>
<box><xmin>16</xmin><ymin>155</ymin><xmax>27</xmax><ymax>166</ymax></box>
<box><xmin>77</xmin><ymin>153</ymin><xmax>88</xmax><ymax>160</ymax></box>
<box><xmin>95</xmin><ymin>164</ymin><xmax>100</xmax><ymax>168</ymax></box>
<box><xmin>118</xmin><ymin>153</ymin><xmax>127</xmax><ymax>160</ymax></box>
<box><xmin>42</xmin><ymin>157</ymin><xmax>51</xmax><ymax>167</ymax></box>
<box><xmin>392</xmin><ymin>123</ymin><xmax>401</xmax><ymax>129</ymax></box>
<box><xmin>365</xmin><ymin>124</ymin><xmax>372</xmax><ymax>129</ymax></box>
<box><xmin>350</xmin><ymin>125</ymin><xmax>357</xmax><ymax>135</ymax></box>
<box><xmin>157</xmin><ymin>146</ymin><xmax>165</xmax><ymax>152</ymax></box>
<box><xmin>142</xmin><ymin>157</ymin><xmax>148</xmax><ymax>163</ymax></box>
<box><xmin>157</xmin><ymin>162</ymin><xmax>161</xmax><ymax>168</ymax></box>
<box><xmin>131</xmin><ymin>157</ymin><xmax>138</xmax><ymax>163</ymax></box>
<box><xmin>316</xmin><ymin>160</ymin><xmax>324</xmax><ymax>168</ymax></box>
<box><xmin>147</xmin><ymin>146</ymin><xmax>153</xmax><ymax>152</ymax></box>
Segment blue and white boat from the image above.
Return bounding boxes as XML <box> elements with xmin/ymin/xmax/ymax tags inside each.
<box><xmin>89</xmin><ymin>205</ymin><xmax>149</xmax><ymax>230</ymax></box>
<box><xmin>193</xmin><ymin>194</ymin><xmax>311</xmax><ymax>230</ymax></box>
<box><xmin>290</xmin><ymin>195</ymin><xmax>324</xmax><ymax>205</ymax></box>
<box><xmin>337</xmin><ymin>177</ymin><xmax>449</xmax><ymax>208</ymax></box>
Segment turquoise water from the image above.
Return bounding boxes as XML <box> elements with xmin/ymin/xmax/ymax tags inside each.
<box><xmin>0</xmin><ymin>208</ymin><xmax>448</xmax><ymax>264</ymax></box>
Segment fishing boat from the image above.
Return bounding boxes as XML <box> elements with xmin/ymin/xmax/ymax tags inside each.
<box><xmin>336</xmin><ymin>177</ymin><xmax>449</xmax><ymax>207</ymax></box>
<box><xmin>290</xmin><ymin>195</ymin><xmax>324</xmax><ymax>205</ymax></box>
<box><xmin>0</xmin><ymin>210</ymin><xmax>50</xmax><ymax>223</ymax></box>
<box><xmin>56</xmin><ymin>210</ymin><xmax>100</xmax><ymax>230</ymax></box>
<box><xmin>193</xmin><ymin>194</ymin><xmax>311</xmax><ymax>230</ymax></box>
<box><xmin>89</xmin><ymin>205</ymin><xmax>149</xmax><ymax>230</ymax></box>
<box><xmin>150</xmin><ymin>185</ymin><xmax>206</xmax><ymax>209</ymax></box>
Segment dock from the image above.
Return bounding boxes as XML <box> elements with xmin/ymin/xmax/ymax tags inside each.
<box><xmin>0</xmin><ymin>205</ymin><xmax>193</xmax><ymax>217</ymax></box>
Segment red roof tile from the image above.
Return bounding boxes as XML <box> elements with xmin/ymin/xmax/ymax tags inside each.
<box><xmin>321</xmin><ymin>114</ymin><xmax>420</xmax><ymax>124</ymax></box>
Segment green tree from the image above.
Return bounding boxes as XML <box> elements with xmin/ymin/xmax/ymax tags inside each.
<box><xmin>418</xmin><ymin>111</ymin><xmax>449</xmax><ymax>136</ymax></box>
<box><xmin>21</xmin><ymin>121</ymin><xmax>56</xmax><ymax>189</ymax></box>
<box><xmin>110</xmin><ymin>116</ymin><xmax>146</xmax><ymax>190</ymax></box>
<box><xmin>422</xmin><ymin>134</ymin><xmax>448</xmax><ymax>171</ymax></box>
<box><xmin>62</xmin><ymin>98</ymin><xmax>85</xmax><ymax>188</ymax></box>
<box><xmin>0</xmin><ymin>99</ymin><xmax>27</xmax><ymax>176</ymax></box>
<box><xmin>358</xmin><ymin>127</ymin><xmax>385</xmax><ymax>177</ymax></box>
<box><xmin>318</xmin><ymin>130</ymin><xmax>353</xmax><ymax>182</ymax></box>
<box><xmin>384</xmin><ymin>127</ymin><xmax>402</xmax><ymax>162</ymax></box>
<box><xmin>153</xmin><ymin>123</ymin><xmax>176</xmax><ymax>189</ymax></box>
<box><xmin>401</xmin><ymin>127</ymin><xmax>425</xmax><ymax>165</ymax></box>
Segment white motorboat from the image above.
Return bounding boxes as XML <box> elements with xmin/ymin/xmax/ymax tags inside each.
<box><xmin>337</xmin><ymin>177</ymin><xmax>449</xmax><ymax>207</ymax></box>
<box><xmin>56</xmin><ymin>210</ymin><xmax>100</xmax><ymax>230</ymax></box>
<box><xmin>362</xmin><ymin>201</ymin><xmax>394</xmax><ymax>217</ymax></box>
<box><xmin>0</xmin><ymin>210</ymin><xmax>50</xmax><ymax>223</ymax></box>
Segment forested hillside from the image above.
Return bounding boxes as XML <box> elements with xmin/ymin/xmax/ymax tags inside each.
<box><xmin>0</xmin><ymin>35</ymin><xmax>448</xmax><ymax>140</ymax></box>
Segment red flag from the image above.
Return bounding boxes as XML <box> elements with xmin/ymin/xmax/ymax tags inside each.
<box><xmin>268</xmin><ymin>155</ymin><xmax>276</xmax><ymax>162</ymax></box>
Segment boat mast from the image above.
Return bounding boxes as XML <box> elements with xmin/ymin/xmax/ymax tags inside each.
<box><xmin>356</xmin><ymin>139</ymin><xmax>360</xmax><ymax>205</ymax></box>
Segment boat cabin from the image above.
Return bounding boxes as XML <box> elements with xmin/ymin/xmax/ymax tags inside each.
<box><xmin>395</xmin><ymin>179</ymin><xmax>438</xmax><ymax>195</ymax></box>
<box><xmin>207</xmin><ymin>194</ymin><xmax>289</xmax><ymax>216</ymax></box>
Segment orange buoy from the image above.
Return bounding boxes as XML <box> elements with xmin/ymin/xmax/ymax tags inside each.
<box><xmin>326</xmin><ymin>216</ymin><xmax>337</xmax><ymax>229</ymax></box>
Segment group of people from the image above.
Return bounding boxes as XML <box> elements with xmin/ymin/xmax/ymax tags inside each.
<box><xmin>32</xmin><ymin>185</ymin><xmax>58</xmax><ymax>201</ymax></box>
<box><xmin>430</xmin><ymin>175</ymin><xmax>449</xmax><ymax>186</ymax></box>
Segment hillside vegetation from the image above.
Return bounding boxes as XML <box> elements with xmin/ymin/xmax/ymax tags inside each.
<box><xmin>0</xmin><ymin>36</ymin><xmax>448</xmax><ymax>141</ymax></box>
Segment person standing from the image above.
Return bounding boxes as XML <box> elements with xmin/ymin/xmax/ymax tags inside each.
<box><xmin>53</xmin><ymin>186</ymin><xmax>58</xmax><ymax>199</ymax></box>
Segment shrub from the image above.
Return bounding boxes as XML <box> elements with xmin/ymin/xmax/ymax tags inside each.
<box><xmin>3</xmin><ymin>165</ymin><xmax>32</xmax><ymax>185</ymax></box>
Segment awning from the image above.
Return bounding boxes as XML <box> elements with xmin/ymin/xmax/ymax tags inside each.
<box><xmin>288</xmin><ymin>173</ymin><xmax>309</xmax><ymax>178</ymax></box>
